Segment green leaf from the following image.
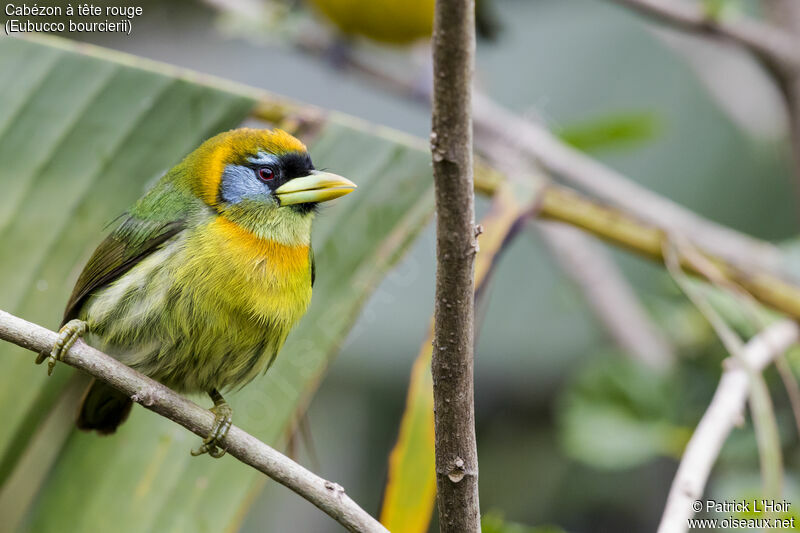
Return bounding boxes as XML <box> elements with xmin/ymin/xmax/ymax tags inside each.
<box><xmin>0</xmin><ymin>33</ymin><xmax>255</xmax><ymax>496</ymax></box>
<box><xmin>556</xmin><ymin>355</ymin><xmax>690</xmax><ymax>470</ymax></box>
<box><xmin>0</xmin><ymin>35</ymin><xmax>436</xmax><ymax>532</ymax></box>
<box><xmin>556</xmin><ymin>112</ymin><xmax>659</xmax><ymax>153</ymax></box>
<box><xmin>482</xmin><ymin>512</ymin><xmax>567</xmax><ymax>533</ymax></box>
<box><xmin>748</xmin><ymin>374</ymin><xmax>783</xmax><ymax>507</ymax></box>
<box><xmin>701</xmin><ymin>0</ymin><xmax>740</xmax><ymax>20</ymax></box>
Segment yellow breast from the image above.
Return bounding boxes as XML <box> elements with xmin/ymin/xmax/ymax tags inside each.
<box><xmin>176</xmin><ymin>216</ymin><xmax>313</xmax><ymax>327</ymax></box>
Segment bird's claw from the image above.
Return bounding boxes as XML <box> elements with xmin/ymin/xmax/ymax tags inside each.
<box><xmin>35</xmin><ymin>319</ymin><xmax>87</xmax><ymax>376</ymax></box>
<box><xmin>191</xmin><ymin>402</ymin><xmax>233</xmax><ymax>458</ymax></box>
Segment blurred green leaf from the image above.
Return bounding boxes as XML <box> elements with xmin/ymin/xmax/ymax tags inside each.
<box><xmin>555</xmin><ymin>112</ymin><xmax>659</xmax><ymax>153</ymax></box>
<box><xmin>482</xmin><ymin>511</ymin><xmax>566</xmax><ymax>533</ymax></box>
<box><xmin>748</xmin><ymin>369</ymin><xmax>784</xmax><ymax>507</ymax></box>
<box><xmin>702</xmin><ymin>0</ymin><xmax>727</xmax><ymax>19</ymax></box>
<box><xmin>0</xmin><ymin>32</ymin><xmax>255</xmax><ymax>500</ymax></box>
<box><xmin>686</xmin><ymin>280</ymin><xmax>780</xmax><ymax>339</ymax></box>
<box><xmin>701</xmin><ymin>0</ymin><xmax>743</xmax><ymax>20</ymax></box>
<box><xmin>557</xmin><ymin>355</ymin><xmax>690</xmax><ymax>470</ymax></box>
<box><xmin>711</xmin><ymin>472</ymin><xmax>800</xmax><ymax>523</ymax></box>
<box><xmin>0</xmin><ymin>35</ymin><xmax>436</xmax><ymax>532</ymax></box>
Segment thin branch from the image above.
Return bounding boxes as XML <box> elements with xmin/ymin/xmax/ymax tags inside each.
<box><xmin>664</xmin><ymin>238</ymin><xmax>785</xmax><ymax>503</ymax></box>
<box><xmin>657</xmin><ymin>319</ymin><xmax>799</xmax><ymax>533</ymax></box>
<box><xmin>429</xmin><ymin>0</ymin><xmax>481</xmax><ymax>530</ymax></box>
<box><xmin>538</xmin><ymin>221</ymin><xmax>676</xmax><ymax>370</ymax></box>
<box><xmin>762</xmin><ymin>0</ymin><xmax>800</xmax><ymax>216</ymax></box>
<box><xmin>298</xmin><ymin>22</ymin><xmax>783</xmax><ymax>277</ymax></box>
<box><xmin>472</xmin><ymin>93</ymin><xmax>785</xmax><ymax>273</ymax></box>
<box><xmin>612</xmin><ymin>0</ymin><xmax>800</xmax><ymax>212</ymax></box>
<box><xmin>251</xmin><ymin>34</ymin><xmax>787</xmax><ymax>276</ymax></box>
<box><xmin>0</xmin><ymin>310</ymin><xmax>388</xmax><ymax>533</ymax></box>
<box><xmin>606</xmin><ymin>0</ymin><xmax>800</xmax><ymax>76</ymax></box>
<box><xmin>775</xmin><ymin>356</ymin><xmax>800</xmax><ymax>438</ymax></box>
<box><xmin>537</xmin><ymin>185</ymin><xmax>800</xmax><ymax>320</ymax></box>
<box><xmin>484</xmin><ymin>126</ymin><xmax>677</xmax><ymax>370</ymax></box>
<box><xmin>254</xmin><ymin>98</ymin><xmax>800</xmax><ymax>326</ymax></box>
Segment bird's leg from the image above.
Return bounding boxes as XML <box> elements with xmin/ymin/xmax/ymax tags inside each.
<box><xmin>191</xmin><ymin>388</ymin><xmax>233</xmax><ymax>458</ymax></box>
<box><xmin>35</xmin><ymin>319</ymin><xmax>87</xmax><ymax>376</ymax></box>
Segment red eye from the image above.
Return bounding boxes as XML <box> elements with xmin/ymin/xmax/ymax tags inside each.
<box><xmin>258</xmin><ymin>167</ymin><xmax>274</xmax><ymax>182</ymax></box>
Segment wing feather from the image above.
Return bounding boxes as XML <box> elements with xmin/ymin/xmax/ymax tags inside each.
<box><xmin>62</xmin><ymin>216</ymin><xmax>186</xmax><ymax>325</ymax></box>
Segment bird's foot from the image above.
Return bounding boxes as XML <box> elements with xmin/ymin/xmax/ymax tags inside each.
<box><xmin>35</xmin><ymin>319</ymin><xmax>87</xmax><ymax>376</ymax></box>
<box><xmin>191</xmin><ymin>398</ymin><xmax>232</xmax><ymax>458</ymax></box>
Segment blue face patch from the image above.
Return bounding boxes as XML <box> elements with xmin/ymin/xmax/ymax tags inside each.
<box><xmin>219</xmin><ymin>164</ymin><xmax>269</xmax><ymax>205</ymax></box>
<box><xmin>219</xmin><ymin>153</ymin><xmax>279</xmax><ymax>205</ymax></box>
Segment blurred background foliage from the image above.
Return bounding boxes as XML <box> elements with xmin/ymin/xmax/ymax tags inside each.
<box><xmin>2</xmin><ymin>0</ymin><xmax>800</xmax><ymax>531</ymax></box>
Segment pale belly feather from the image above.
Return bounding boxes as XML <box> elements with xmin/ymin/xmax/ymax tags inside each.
<box><xmin>82</xmin><ymin>220</ymin><xmax>312</xmax><ymax>393</ymax></box>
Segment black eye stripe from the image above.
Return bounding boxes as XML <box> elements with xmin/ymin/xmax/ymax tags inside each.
<box><xmin>280</xmin><ymin>153</ymin><xmax>315</xmax><ymax>180</ymax></box>
<box><xmin>243</xmin><ymin>152</ymin><xmax>314</xmax><ymax>187</ymax></box>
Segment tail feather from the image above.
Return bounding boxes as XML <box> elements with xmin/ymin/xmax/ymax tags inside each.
<box><xmin>76</xmin><ymin>379</ymin><xmax>132</xmax><ymax>434</ymax></box>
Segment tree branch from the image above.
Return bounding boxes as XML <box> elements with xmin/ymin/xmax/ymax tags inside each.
<box><xmin>482</xmin><ymin>127</ymin><xmax>677</xmax><ymax>370</ymax></box>
<box><xmin>430</xmin><ymin>0</ymin><xmax>481</xmax><ymax>530</ymax></box>
<box><xmin>538</xmin><ymin>185</ymin><xmax>800</xmax><ymax>320</ymax></box>
<box><xmin>610</xmin><ymin>0</ymin><xmax>800</xmax><ymax>213</ymax></box>
<box><xmin>657</xmin><ymin>319</ymin><xmax>799</xmax><ymax>533</ymax></box>
<box><xmin>251</xmin><ymin>40</ymin><xmax>787</xmax><ymax>276</ymax></box>
<box><xmin>537</xmin><ymin>222</ymin><xmax>676</xmax><ymax>370</ymax></box>
<box><xmin>0</xmin><ymin>310</ymin><xmax>388</xmax><ymax>533</ymax></box>
<box><xmin>472</xmin><ymin>93</ymin><xmax>785</xmax><ymax>273</ymax></box>
<box><xmin>762</xmin><ymin>0</ymin><xmax>800</xmax><ymax>216</ymax></box>
<box><xmin>254</xmin><ymin>97</ymin><xmax>800</xmax><ymax>326</ymax></box>
<box><xmin>605</xmin><ymin>0</ymin><xmax>800</xmax><ymax>76</ymax></box>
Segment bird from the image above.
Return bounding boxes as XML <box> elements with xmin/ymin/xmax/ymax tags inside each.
<box><xmin>305</xmin><ymin>0</ymin><xmax>501</xmax><ymax>45</ymax></box>
<box><xmin>36</xmin><ymin>128</ymin><xmax>356</xmax><ymax>457</ymax></box>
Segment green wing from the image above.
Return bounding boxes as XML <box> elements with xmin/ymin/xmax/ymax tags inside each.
<box><xmin>61</xmin><ymin>216</ymin><xmax>186</xmax><ymax>325</ymax></box>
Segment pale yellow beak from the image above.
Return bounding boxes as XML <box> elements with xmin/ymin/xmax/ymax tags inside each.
<box><xmin>275</xmin><ymin>171</ymin><xmax>357</xmax><ymax>206</ymax></box>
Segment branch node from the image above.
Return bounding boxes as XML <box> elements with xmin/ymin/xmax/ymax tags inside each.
<box><xmin>131</xmin><ymin>388</ymin><xmax>159</xmax><ymax>407</ymax></box>
<box><xmin>446</xmin><ymin>457</ymin><xmax>466</xmax><ymax>483</ymax></box>
<box><xmin>324</xmin><ymin>481</ymin><xmax>346</xmax><ymax>496</ymax></box>
<box><xmin>430</xmin><ymin>132</ymin><xmax>446</xmax><ymax>163</ymax></box>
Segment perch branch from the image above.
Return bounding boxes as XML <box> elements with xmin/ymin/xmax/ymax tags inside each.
<box><xmin>0</xmin><ymin>310</ymin><xmax>388</xmax><ymax>533</ymax></box>
<box><xmin>429</xmin><ymin>0</ymin><xmax>482</xmax><ymax>530</ymax></box>
<box><xmin>605</xmin><ymin>0</ymin><xmax>800</xmax><ymax>75</ymax></box>
<box><xmin>657</xmin><ymin>319</ymin><xmax>799</xmax><ymax>533</ymax></box>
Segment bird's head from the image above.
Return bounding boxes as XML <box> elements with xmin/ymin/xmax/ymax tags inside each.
<box><xmin>182</xmin><ymin>128</ymin><xmax>356</xmax><ymax>217</ymax></box>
